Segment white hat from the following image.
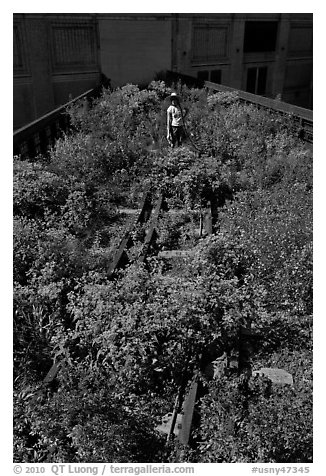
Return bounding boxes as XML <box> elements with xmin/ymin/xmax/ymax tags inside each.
<box><xmin>170</xmin><ymin>92</ymin><xmax>178</xmax><ymax>98</ymax></box>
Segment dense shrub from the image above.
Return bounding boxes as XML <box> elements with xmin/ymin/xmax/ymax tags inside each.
<box><xmin>13</xmin><ymin>159</ymin><xmax>69</xmax><ymax>218</ymax></box>
<box><xmin>13</xmin><ymin>80</ymin><xmax>312</xmax><ymax>463</ymax></box>
<box><xmin>198</xmin><ymin>349</ymin><xmax>312</xmax><ymax>463</ymax></box>
<box><xmin>14</xmin><ymin>365</ymin><xmax>166</xmax><ymax>463</ymax></box>
<box><xmin>218</xmin><ymin>184</ymin><xmax>312</xmax><ymax>316</ymax></box>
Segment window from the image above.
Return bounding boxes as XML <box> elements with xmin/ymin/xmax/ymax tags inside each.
<box><xmin>211</xmin><ymin>70</ymin><xmax>222</xmax><ymax>83</ymax></box>
<box><xmin>197</xmin><ymin>70</ymin><xmax>222</xmax><ymax>84</ymax></box>
<box><xmin>13</xmin><ymin>26</ymin><xmax>23</xmax><ymax>69</ymax></box>
<box><xmin>284</xmin><ymin>63</ymin><xmax>312</xmax><ymax>89</ymax></box>
<box><xmin>197</xmin><ymin>71</ymin><xmax>209</xmax><ymax>81</ymax></box>
<box><xmin>244</xmin><ymin>21</ymin><xmax>278</xmax><ymax>52</ymax></box>
<box><xmin>288</xmin><ymin>25</ymin><xmax>313</xmax><ymax>56</ymax></box>
<box><xmin>192</xmin><ymin>25</ymin><xmax>228</xmax><ymax>63</ymax></box>
<box><xmin>13</xmin><ymin>23</ymin><xmax>27</xmax><ymax>74</ymax></box>
<box><xmin>246</xmin><ymin>66</ymin><xmax>268</xmax><ymax>95</ymax></box>
<box><xmin>51</xmin><ymin>22</ymin><xmax>97</xmax><ymax>71</ymax></box>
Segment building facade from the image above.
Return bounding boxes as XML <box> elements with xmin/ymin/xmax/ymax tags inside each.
<box><xmin>172</xmin><ymin>13</ymin><xmax>312</xmax><ymax>108</ymax></box>
<box><xmin>14</xmin><ymin>14</ymin><xmax>102</xmax><ymax>129</ymax></box>
<box><xmin>13</xmin><ymin>13</ymin><xmax>313</xmax><ymax>130</ymax></box>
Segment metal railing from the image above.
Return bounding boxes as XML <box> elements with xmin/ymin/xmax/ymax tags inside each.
<box><xmin>13</xmin><ymin>88</ymin><xmax>98</xmax><ymax>159</ymax></box>
<box><xmin>204</xmin><ymin>80</ymin><xmax>313</xmax><ymax>143</ymax></box>
<box><xmin>164</xmin><ymin>71</ymin><xmax>313</xmax><ymax>143</ymax></box>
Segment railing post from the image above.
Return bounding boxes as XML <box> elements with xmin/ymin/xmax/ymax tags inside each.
<box><xmin>33</xmin><ymin>132</ymin><xmax>41</xmax><ymax>155</ymax></box>
<box><xmin>13</xmin><ymin>88</ymin><xmax>96</xmax><ymax>160</ymax></box>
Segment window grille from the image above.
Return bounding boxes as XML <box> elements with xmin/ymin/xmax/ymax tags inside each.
<box><xmin>13</xmin><ymin>24</ymin><xmax>27</xmax><ymax>74</ymax></box>
<box><xmin>51</xmin><ymin>21</ymin><xmax>97</xmax><ymax>71</ymax></box>
<box><xmin>192</xmin><ymin>25</ymin><xmax>228</xmax><ymax>63</ymax></box>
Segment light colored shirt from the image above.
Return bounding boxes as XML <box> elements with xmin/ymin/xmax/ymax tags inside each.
<box><xmin>167</xmin><ymin>105</ymin><xmax>183</xmax><ymax>128</ymax></box>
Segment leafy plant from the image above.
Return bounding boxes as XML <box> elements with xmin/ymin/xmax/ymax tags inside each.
<box><xmin>13</xmin><ymin>79</ymin><xmax>312</xmax><ymax>463</ymax></box>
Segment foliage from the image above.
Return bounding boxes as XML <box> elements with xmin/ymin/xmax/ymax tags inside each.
<box><xmin>14</xmin><ymin>365</ymin><xmax>167</xmax><ymax>463</ymax></box>
<box><xmin>198</xmin><ymin>349</ymin><xmax>312</xmax><ymax>463</ymax></box>
<box><xmin>217</xmin><ymin>184</ymin><xmax>312</xmax><ymax>317</ymax></box>
<box><xmin>13</xmin><ymin>80</ymin><xmax>312</xmax><ymax>463</ymax></box>
<box><xmin>13</xmin><ymin>159</ymin><xmax>69</xmax><ymax>218</ymax></box>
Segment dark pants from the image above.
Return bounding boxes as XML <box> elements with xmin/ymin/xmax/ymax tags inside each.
<box><xmin>171</xmin><ymin>126</ymin><xmax>184</xmax><ymax>147</ymax></box>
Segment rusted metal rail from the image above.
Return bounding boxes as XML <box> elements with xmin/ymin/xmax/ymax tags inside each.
<box><xmin>43</xmin><ymin>190</ymin><xmax>165</xmax><ymax>385</ymax></box>
<box><xmin>139</xmin><ymin>194</ymin><xmax>167</xmax><ymax>263</ymax></box>
<box><xmin>107</xmin><ymin>191</ymin><xmax>153</xmax><ymax>276</ymax></box>
<box><xmin>41</xmin><ymin>186</ymin><xmax>252</xmax><ymax>449</ymax></box>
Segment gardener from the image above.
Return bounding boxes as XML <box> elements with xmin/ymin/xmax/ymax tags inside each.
<box><xmin>166</xmin><ymin>92</ymin><xmax>187</xmax><ymax>148</ymax></box>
